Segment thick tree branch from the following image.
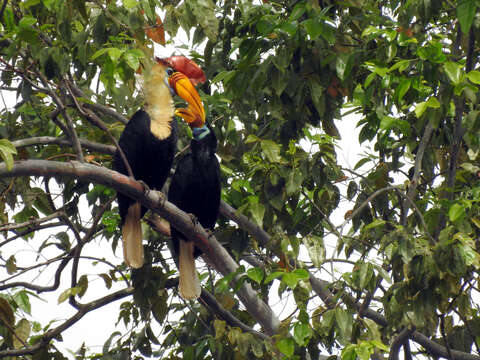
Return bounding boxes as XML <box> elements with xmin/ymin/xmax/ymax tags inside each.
<box><xmin>389</xmin><ymin>328</ymin><xmax>415</xmax><ymax>360</ymax></box>
<box><xmin>219</xmin><ymin>201</ymin><xmax>270</xmax><ymax>246</ymax></box>
<box><xmin>0</xmin><ymin>160</ymin><xmax>280</xmax><ymax>336</ymax></box>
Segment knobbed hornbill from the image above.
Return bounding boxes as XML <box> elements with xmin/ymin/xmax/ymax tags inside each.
<box><xmin>113</xmin><ymin>56</ymin><xmax>206</xmax><ymax>269</ymax></box>
<box><xmin>168</xmin><ymin>120</ymin><xmax>221</xmax><ymax>300</ymax></box>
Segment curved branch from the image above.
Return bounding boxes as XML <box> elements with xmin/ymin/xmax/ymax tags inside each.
<box><xmin>402</xmin><ymin>121</ymin><xmax>434</xmax><ymax>225</ymax></box>
<box><xmin>0</xmin><ymin>250</ymin><xmax>71</xmax><ymax>293</ymax></box>
<box><xmin>0</xmin><ymin>222</ymin><xmax>64</xmax><ymax>247</ymax></box>
<box><xmin>389</xmin><ymin>328</ymin><xmax>415</xmax><ymax>360</ymax></box>
<box><xmin>199</xmin><ymin>288</ymin><xmax>269</xmax><ymax>341</ymax></box>
<box><xmin>219</xmin><ymin>201</ymin><xmax>270</xmax><ymax>246</ymax></box>
<box><xmin>0</xmin><ymin>160</ymin><xmax>280</xmax><ymax>336</ymax></box>
<box><xmin>12</xmin><ymin>137</ymin><xmax>116</xmax><ymax>155</ymax></box>
<box><xmin>83</xmin><ymin>103</ymin><xmax>129</xmax><ymax>125</ymax></box>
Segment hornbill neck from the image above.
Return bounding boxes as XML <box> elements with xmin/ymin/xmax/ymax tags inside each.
<box><xmin>192</xmin><ymin>125</ymin><xmax>217</xmax><ymax>162</ymax></box>
<box><xmin>144</xmin><ymin>63</ymin><xmax>174</xmax><ymax>140</ymax></box>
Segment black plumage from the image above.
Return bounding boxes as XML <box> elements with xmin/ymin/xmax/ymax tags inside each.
<box><xmin>168</xmin><ymin>124</ymin><xmax>221</xmax><ymax>299</ymax></box>
<box><xmin>114</xmin><ymin>109</ymin><xmax>178</xmax><ymax>221</ymax></box>
<box><xmin>113</xmin><ymin>110</ymin><xmax>177</xmax><ymax>268</ymax></box>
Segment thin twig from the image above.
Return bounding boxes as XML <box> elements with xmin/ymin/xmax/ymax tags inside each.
<box><xmin>0</xmin><ymin>211</ymin><xmax>63</xmax><ymax>232</ymax></box>
<box><xmin>0</xmin><ymin>287</ymin><xmax>134</xmax><ymax>357</ymax></box>
<box><xmin>402</xmin><ymin>121</ymin><xmax>434</xmax><ymax>225</ymax></box>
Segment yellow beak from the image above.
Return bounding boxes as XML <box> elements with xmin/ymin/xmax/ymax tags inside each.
<box><xmin>169</xmin><ymin>72</ymin><xmax>205</xmax><ymax>128</ymax></box>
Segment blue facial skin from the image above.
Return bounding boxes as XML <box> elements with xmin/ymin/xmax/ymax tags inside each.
<box><xmin>192</xmin><ymin>125</ymin><xmax>210</xmax><ymax>140</ymax></box>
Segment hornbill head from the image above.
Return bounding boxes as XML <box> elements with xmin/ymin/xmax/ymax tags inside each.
<box><xmin>156</xmin><ymin>56</ymin><xmax>206</xmax><ymax>128</ymax></box>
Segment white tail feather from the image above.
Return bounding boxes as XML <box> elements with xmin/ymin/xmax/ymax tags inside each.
<box><xmin>179</xmin><ymin>239</ymin><xmax>201</xmax><ymax>300</ymax></box>
<box><xmin>122</xmin><ymin>202</ymin><xmax>144</xmax><ymax>268</ymax></box>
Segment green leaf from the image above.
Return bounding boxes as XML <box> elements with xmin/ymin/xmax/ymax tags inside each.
<box><xmin>286</xmin><ymin>170</ymin><xmax>303</xmax><ymax>196</ymax></box>
<box><xmin>304</xmin><ymin>236</ymin><xmax>325</xmax><ymax>268</ymax></box>
<box><xmin>13</xmin><ymin>319</ymin><xmax>31</xmax><ymax>349</ymax></box>
<box><xmin>13</xmin><ymin>291</ymin><xmax>31</xmax><ymax>315</ymax></box>
<box><xmin>189</xmin><ymin>0</ymin><xmax>219</xmax><ymax>41</ymax></box>
<box><xmin>77</xmin><ymin>275</ymin><xmax>88</xmax><ymax>298</ymax></box>
<box><xmin>123</xmin><ymin>50</ymin><xmax>142</xmax><ymax>70</ymax></box>
<box><xmin>246</xmin><ymin>268</ymin><xmax>263</xmax><ymax>284</ymax></box>
<box><xmin>42</xmin><ymin>0</ymin><xmax>55</xmax><ymax>10</ymax></box>
<box><xmin>245</xmin><ymin>134</ymin><xmax>260</xmax><ymax>144</ymax></box>
<box><xmin>58</xmin><ymin>287</ymin><xmax>80</xmax><ymax>304</ymax></box>
<box><xmin>214</xmin><ymin>319</ymin><xmax>226</xmax><ymax>340</ymax></box>
<box><xmin>249</xmin><ymin>202</ymin><xmax>265</xmax><ymax>228</ymax></box>
<box><xmin>336</xmin><ymin>53</ymin><xmax>352</xmax><ymax>81</ymax></box>
<box><xmin>6</xmin><ymin>255</ymin><xmax>16</xmax><ymax>275</ymax></box>
<box><xmin>282</xmin><ymin>269</ymin><xmax>309</xmax><ymax>289</ymax></box>
<box><xmin>457</xmin><ymin>0</ymin><xmax>477</xmax><ymax>34</ymax></box>
<box><xmin>122</xmin><ymin>0</ymin><xmax>137</xmax><ymax>9</ymax></box>
<box><xmin>396</xmin><ymin>78</ymin><xmax>411</xmax><ymax>102</ymax></box>
<box><xmin>302</xmin><ymin>18</ymin><xmax>322</xmax><ymax>39</ymax></box>
<box><xmin>256</xmin><ymin>19</ymin><xmax>275</xmax><ymax>35</ymax></box>
<box><xmin>19</xmin><ymin>16</ymin><xmax>37</xmax><ymax>28</ymax></box>
<box><xmin>0</xmin><ymin>139</ymin><xmax>17</xmax><ymax>171</ymax></box>
<box><xmin>99</xmin><ymin>273</ymin><xmax>112</xmax><ymax>289</ymax></box>
<box><xmin>449</xmin><ymin>203</ymin><xmax>466</xmax><ymax>222</ymax></box>
<box><xmin>342</xmin><ymin>345</ymin><xmax>357</xmax><ymax>360</ymax></box>
<box><xmin>335</xmin><ymin>307</ymin><xmax>352</xmax><ymax>339</ymax></box>
<box><xmin>293</xmin><ymin>322</ymin><xmax>313</xmax><ymax>346</ymax></box>
<box><xmin>444</xmin><ymin>62</ymin><xmax>463</xmax><ymax>85</ymax></box>
<box><xmin>361</xmin><ymin>26</ymin><xmax>382</xmax><ymax>37</ymax></box>
<box><xmin>212</xmin><ymin>70</ymin><xmax>236</xmax><ymax>84</ymax></box>
<box><xmin>91</xmin><ymin>48</ymin><xmax>109</xmax><ymax>60</ymax></box>
<box><xmin>264</xmin><ymin>271</ymin><xmax>284</xmax><ymax>283</ymax></box>
<box><xmin>261</xmin><ymin>140</ymin><xmax>281</xmax><ymax>163</ymax></box>
<box><xmin>107</xmin><ymin>48</ymin><xmax>123</xmax><ymax>63</ymax></box>
<box><xmin>466</xmin><ymin>70</ymin><xmax>480</xmax><ymax>84</ymax></box>
<box><xmin>426</xmin><ymin>96</ymin><xmax>440</xmax><ymax>108</ymax></box>
<box><xmin>277</xmin><ymin>337</ymin><xmax>294</xmax><ymax>357</ymax></box>
<box><xmin>389</xmin><ymin>59</ymin><xmax>411</xmax><ymax>73</ymax></box>
<box><xmin>289</xmin><ymin>2</ymin><xmax>306</xmax><ymax>21</ymax></box>
<box><xmin>414</xmin><ymin>101</ymin><xmax>428</xmax><ymax>118</ymax></box>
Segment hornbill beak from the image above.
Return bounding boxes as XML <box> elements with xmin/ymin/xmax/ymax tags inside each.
<box><xmin>168</xmin><ymin>72</ymin><xmax>205</xmax><ymax>128</ymax></box>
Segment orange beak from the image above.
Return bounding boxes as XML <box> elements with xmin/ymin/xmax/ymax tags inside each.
<box><xmin>168</xmin><ymin>72</ymin><xmax>205</xmax><ymax>128</ymax></box>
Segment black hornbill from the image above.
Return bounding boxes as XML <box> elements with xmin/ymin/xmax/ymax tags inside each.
<box><xmin>113</xmin><ymin>56</ymin><xmax>206</xmax><ymax>269</ymax></box>
<box><xmin>168</xmin><ymin>121</ymin><xmax>221</xmax><ymax>300</ymax></box>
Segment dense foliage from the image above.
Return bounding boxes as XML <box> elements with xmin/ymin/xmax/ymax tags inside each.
<box><xmin>1</xmin><ymin>0</ymin><xmax>480</xmax><ymax>359</ymax></box>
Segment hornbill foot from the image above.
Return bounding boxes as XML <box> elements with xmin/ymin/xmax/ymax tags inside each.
<box><xmin>137</xmin><ymin>180</ymin><xmax>150</xmax><ymax>192</ymax></box>
<box><xmin>187</xmin><ymin>213</ymin><xmax>199</xmax><ymax>226</ymax></box>
<box><xmin>205</xmin><ymin>228</ymin><xmax>214</xmax><ymax>238</ymax></box>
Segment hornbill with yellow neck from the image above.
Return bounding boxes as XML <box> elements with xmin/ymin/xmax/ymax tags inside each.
<box><xmin>168</xmin><ymin>115</ymin><xmax>221</xmax><ymax>300</ymax></box>
<box><xmin>113</xmin><ymin>56</ymin><xmax>206</xmax><ymax>269</ymax></box>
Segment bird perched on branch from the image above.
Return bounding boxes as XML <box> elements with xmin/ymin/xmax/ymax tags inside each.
<box><xmin>168</xmin><ymin>119</ymin><xmax>221</xmax><ymax>300</ymax></box>
<box><xmin>113</xmin><ymin>55</ymin><xmax>206</xmax><ymax>269</ymax></box>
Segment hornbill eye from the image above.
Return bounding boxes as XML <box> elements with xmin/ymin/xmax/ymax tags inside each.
<box><xmin>166</xmin><ymin>67</ymin><xmax>174</xmax><ymax>77</ymax></box>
